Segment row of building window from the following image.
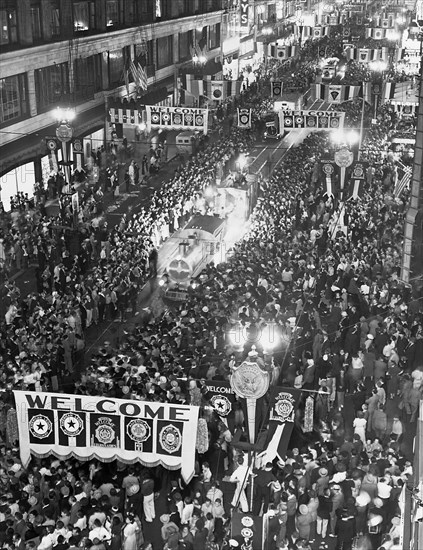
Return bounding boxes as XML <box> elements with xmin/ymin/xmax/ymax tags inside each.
<box><xmin>0</xmin><ymin>24</ymin><xmax>221</xmax><ymax>127</ymax></box>
<box><xmin>0</xmin><ymin>0</ymin><xmax>222</xmax><ymax>47</ymax></box>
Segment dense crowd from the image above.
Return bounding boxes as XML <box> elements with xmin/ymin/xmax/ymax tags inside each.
<box><xmin>0</xmin><ymin>26</ymin><xmax>422</xmax><ymax>550</ymax></box>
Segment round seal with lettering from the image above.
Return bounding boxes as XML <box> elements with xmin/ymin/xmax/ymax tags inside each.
<box><xmin>239</xmin><ymin>112</ymin><xmax>250</xmax><ymax>125</ymax></box>
<box><xmin>210</xmin><ymin>395</ymin><xmax>232</xmax><ymax>416</ymax></box>
<box><xmin>60</xmin><ymin>412</ymin><xmax>84</xmax><ymax>437</ymax></box>
<box><xmin>73</xmin><ymin>138</ymin><xmax>82</xmax><ymax>153</ymax></box>
<box><xmin>322</xmin><ymin>164</ymin><xmax>334</xmax><ymax>175</ymax></box>
<box><xmin>46</xmin><ymin>139</ymin><xmax>57</xmax><ymax>151</ymax></box>
<box><xmin>127</xmin><ymin>419</ymin><xmax>151</xmax><ymax>443</ymax></box>
<box><xmin>274</xmin><ymin>392</ymin><xmax>295</xmax><ymax>422</ymax></box>
<box><xmin>353</xmin><ymin>164</ymin><xmax>364</xmax><ymax>178</ymax></box>
<box><xmin>241</xmin><ymin>527</ymin><xmax>254</xmax><ymax>539</ymax></box>
<box><xmin>95</xmin><ymin>417</ymin><xmax>116</xmax><ymax>445</ymax></box>
<box><xmin>173</xmin><ymin>114</ymin><xmax>182</xmax><ymax>125</ymax></box>
<box><xmin>334</xmin><ymin>147</ymin><xmax>354</xmax><ymax>168</ymax></box>
<box><xmin>184</xmin><ymin>113</ymin><xmax>193</xmax><ymax>123</ymax></box>
<box><xmin>151</xmin><ymin>113</ymin><xmax>160</xmax><ymax>123</ymax></box>
<box><xmin>159</xmin><ymin>425</ymin><xmax>182</xmax><ymax>454</ymax></box>
<box><xmin>29</xmin><ymin>414</ymin><xmax>53</xmax><ymax>440</ymax></box>
<box><xmin>230</xmin><ymin>361</ymin><xmax>270</xmax><ymax>399</ymax></box>
<box><xmin>195</xmin><ymin>115</ymin><xmax>204</xmax><ymax>126</ymax></box>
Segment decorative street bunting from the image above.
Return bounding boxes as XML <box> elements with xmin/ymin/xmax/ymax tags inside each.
<box><xmin>238</xmin><ymin>108</ymin><xmax>252</xmax><ymax>129</ymax></box>
<box><xmin>146</xmin><ymin>105</ymin><xmax>208</xmax><ymax>134</ymax></box>
<box><xmin>278</xmin><ymin>109</ymin><xmax>345</xmax><ymax>130</ymax></box>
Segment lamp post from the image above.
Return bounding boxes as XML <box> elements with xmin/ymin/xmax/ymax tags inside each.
<box><xmin>53</xmin><ymin>107</ymin><xmax>76</xmax><ymax>188</ymax></box>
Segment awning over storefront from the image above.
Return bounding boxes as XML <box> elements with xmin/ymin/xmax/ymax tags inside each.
<box><xmin>0</xmin><ymin>103</ymin><xmax>105</xmax><ymax>178</ymax></box>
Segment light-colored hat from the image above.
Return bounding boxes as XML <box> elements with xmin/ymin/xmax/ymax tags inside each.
<box><xmin>127</xmin><ymin>484</ymin><xmax>139</xmax><ymax>496</ymax></box>
<box><xmin>373</xmin><ymin>497</ymin><xmax>384</xmax><ymax>508</ymax></box>
<box><xmin>160</xmin><ymin>514</ymin><xmax>170</xmax><ymax>523</ymax></box>
<box><xmin>299</xmin><ymin>504</ymin><xmax>309</xmax><ymax>515</ymax></box>
<box><xmin>319</xmin><ymin>468</ymin><xmax>328</xmax><ymax>477</ymax></box>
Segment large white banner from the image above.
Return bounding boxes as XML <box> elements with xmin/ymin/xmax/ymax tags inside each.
<box><xmin>14</xmin><ymin>391</ymin><xmax>199</xmax><ymax>482</ymax></box>
<box><xmin>145</xmin><ymin>105</ymin><xmax>209</xmax><ymax>134</ymax></box>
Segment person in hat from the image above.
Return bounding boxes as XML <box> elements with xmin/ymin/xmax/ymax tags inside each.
<box><xmin>160</xmin><ymin>514</ymin><xmax>179</xmax><ymax>543</ymax></box>
<box><xmin>252</xmin><ymin>462</ymin><xmax>280</xmax><ymax>515</ymax></box>
<box><xmin>296</xmin><ymin>503</ymin><xmax>313</xmax><ymax>541</ymax></box>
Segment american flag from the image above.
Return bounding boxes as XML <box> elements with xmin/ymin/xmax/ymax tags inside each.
<box><xmin>130</xmin><ymin>58</ymin><xmax>148</xmax><ymax>92</ymax></box>
<box><xmin>395</xmin><ymin>162</ymin><xmax>412</xmax><ymax>198</ymax></box>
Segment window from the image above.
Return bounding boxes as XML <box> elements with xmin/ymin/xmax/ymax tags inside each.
<box><xmin>108</xmin><ymin>49</ymin><xmax>124</xmax><ymax>88</ymax></box>
<box><xmin>74</xmin><ymin>55</ymin><xmax>102</xmax><ymax>100</ymax></box>
<box><xmin>178</xmin><ymin>31</ymin><xmax>192</xmax><ymax>61</ymax></box>
<box><xmin>0</xmin><ymin>8</ymin><xmax>17</xmax><ymax>45</ymax></box>
<box><xmin>34</xmin><ymin>63</ymin><xmax>70</xmax><ymax>113</ymax></box>
<box><xmin>106</xmin><ymin>0</ymin><xmax>119</xmax><ymax>26</ymax></box>
<box><xmin>0</xmin><ymin>74</ymin><xmax>29</xmax><ymax>127</ymax></box>
<box><xmin>156</xmin><ymin>35</ymin><xmax>173</xmax><ymax>68</ymax></box>
<box><xmin>30</xmin><ymin>3</ymin><xmax>42</xmax><ymax>41</ymax></box>
<box><xmin>50</xmin><ymin>3</ymin><xmax>60</xmax><ymax>36</ymax></box>
<box><xmin>73</xmin><ymin>1</ymin><xmax>95</xmax><ymax>32</ymax></box>
<box><xmin>208</xmin><ymin>23</ymin><xmax>220</xmax><ymax>50</ymax></box>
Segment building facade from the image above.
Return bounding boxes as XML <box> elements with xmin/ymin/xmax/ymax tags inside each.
<box><xmin>0</xmin><ymin>0</ymin><xmax>281</xmax><ymax>207</ymax></box>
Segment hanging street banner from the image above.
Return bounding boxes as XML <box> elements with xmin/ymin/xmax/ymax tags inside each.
<box><xmin>346</xmin><ymin>46</ymin><xmax>389</xmax><ymax>63</ymax></box>
<box><xmin>271</xmin><ymin>81</ymin><xmax>283</xmax><ymax>98</ymax></box>
<box><xmin>320</xmin><ymin>158</ymin><xmax>338</xmax><ymax>197</ymax></box>
<box><xmin>278</xmin><ymin>109</ymin><xmax>345</xmax><ymax>130</ymax></box>
<box><xmin>203</xmin><ymin>381</ymin><xmax>237</xmax><ymax>418</ymax></box>
<box><xmin>347</xmin><ymin>160</ymin><xmax>368</xmax><ymax>199</ymax></box>
<box><xmin>13</xmin><ymin>391</ymin><xmax>199</xmax><ymax>483</ymax></box>
<box><xmin>312</xmin><ymin>83</ymin><xmax>364</xmax><ymax>103</ymax></box>
<box><xmin>262</xmin><ymin>387</ymin><xmax>301</xmax><ymax>463</ymax></box>
<box><xmin>238</xmin><ymin>108</ymin><xmax>252</xmax><ymax>129</ymax></box>
<box><xmin>145</xmin><ymin>105</ymin><xmax>209</xmax><ymax>134</ymax></box>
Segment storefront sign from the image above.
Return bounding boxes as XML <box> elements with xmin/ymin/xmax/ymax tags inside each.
<box><xmin>240</xmin><ymin>0</ymin><xmax>249</xmax><ymax>30</ymax></box>
<box><xmin>13</xmin><ymin>391</ymin><xmax>199</xmax><ymax>482</ymax></box>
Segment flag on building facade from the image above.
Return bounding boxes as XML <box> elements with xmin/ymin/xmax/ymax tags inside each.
<box><xmin>130</xmin><ymin>58</ymin><xmax>148</xmax><ymax>91</ymax></box>
<box><xmin>346</xmin><ymin>47</ymin><xmax>389</xmax><ymax>62</ymax></box>
<box><xmin>394</xmin><ymin>162</ymin><xmax>412</xmax><ymax>197</ymax></box>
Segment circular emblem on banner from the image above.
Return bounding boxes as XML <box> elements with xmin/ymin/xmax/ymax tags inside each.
<box><xmin>343</xmin><ymin>27</ymin><xmax>350</xmax><ymax>37</ymax></box>
<box><xmin>306</xmin><ymin>116</ymin><xmax>316</xmax><ymax>127</ymax></box>
<box><xmin>213</xmin><ymin>88</ymin><xmax>223</xmax><ymax>98</ymax></box>
<box><xmin>323</xmin><ymin>163</ymin><xmax>334</xmax><ymax>175</ymax></box>
<box><xmin>295</xmin><ymin>116</ymin><xmax>304</xmax><ymax>125</ymax></box>
<box><xmin>323</xmin><ymin>70</ymin><xmax>331</xmax><ymax>79</ymax></box>
<box><xmin>241</xmin><ymin>516</ymin><xmax>254</xmax><ymax>527</ymax></box>
<box><xmin>95</xmin><ymin>417</ymin><xmax>116</xmax><ymax>445</ymax></box>
<box><xmin>195</xmin><ymin>115</ymin><xmax>204</xmax><ymax>126</ymax></box>
<box><xmin>151</xmin><ymin>113</ymin><xmax>160</xmax><ymax>123</ymax></box>
<box><xmin>162</xmin><ymin>113</ymin><xmax>170</xmax><ymax>122</ymax></box>
<box><xmin>56</xmin><ymin>124</ymin><xmax>73</xmax><ymax>143</ymax></box>
<box><xmin>240</xmin><ymin>113</ymin><xmax>250</xmax><ymax>125</ymax></box>
<box><xmin>73</xmin><ymin>138</ymin><xmax>82</xmax><ymax>153</ymax></box>
<box><xmin>231</xmin><ymin>361</ymin><xmax>270</xmax><ymax>399</ymax></box>
<box><xmin>159</xmin><ymin>425</ymin><xmax>182</xmax><ymax>454</ymax></box>
<box><xmin>29</xmin><ymin>414</ymin><xmax>53</xmax><ymax>439</ymax></box>
<box><xmin>272</xmin><ymin>84</ymin><xmax>282</xmax><ymax>96</ymax></box>
<box><xmin>330</xmin><ymin>118</ymin><xmax>340</xmax><ymax>128</ymax></box>
<box><xmin>241</xmin><ymin>528</ymin><xmax>254</xmax><ymax>539</ymax></box>
<box><xmin>372</xmin><ymin>83</ymin><xmax>381</xmax><ymax>95</ymax></box>
<box><xmin>335</xmin><ymin>147</ymin><xmax>354</xmax><ymax>167</ymax></box>
<box><xmin>353</xmin><ymin>164</ymin><xmax>364</xmax><ymax>178</ymax></box>
<box><xmin>185</xmin><ymin>113</ymin><xmax>193</xmax><ymax>123</ymax></box>
<box><xmin>274</xmin><ymin>392</ymin><xmax>295</xmax><ymax>422</ymax></box>
<box><xmin>210</xmin><ymin>395</ymin><xmax>232</xmax><ymax>416</ymax></box>
<box><xmin>47</xmin><ymin>139</ymin><xmax>57</xmax><ymax>151</ymax></box>
<box><xmin>60</xmin><ymin>413</ymin><xmax>84</xmax><ymax>437</ymax></box>
<box><xmin>267</xmin><ymin>125</ymin><xmax>277</xmax><ymax>135</ymax></box>
<box><xmin>284</xmin><ymin>117</ymin><xmax>293</xmax><ymax>126</ymax></box>
<box><xmin>127</xmin><ymin>419</ymin><xmax>151</xmax><ymax>443</ymax></box>
<box><xmin>319</xmin><ymin>116</ymin><xmax>329</xmax><ymax>127</ymax></box>
<box><xmin>173</xmin><ymin>114</ymin><xmax>182</xmax><ymax>125</ymax></box>
<box><xmin>403</xmin><ymin>105</ymin><xmax>412</xmax><ymax>114</ymax></box>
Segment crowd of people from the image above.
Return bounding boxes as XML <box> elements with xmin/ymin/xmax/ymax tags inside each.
<box><xmin>0</xmin><ymin>26</ymin><xmax>422</xmax><ymax>550</ymax></box>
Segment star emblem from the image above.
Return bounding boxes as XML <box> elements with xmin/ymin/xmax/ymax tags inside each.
<box><xmin>29</xmin><ymin>414</ymin><xmax>53</xmax><ymax>439</ymax></box>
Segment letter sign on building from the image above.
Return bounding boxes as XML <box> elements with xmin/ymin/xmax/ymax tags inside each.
<box><xmin>240</xmin><ymin>0</ymin><xmax>249</xmax><ymax>30</ymax></box>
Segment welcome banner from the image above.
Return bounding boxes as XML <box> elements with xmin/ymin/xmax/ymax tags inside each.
<box><xmin>146</xmin><ymin>105</ymin><xmax>208</xmax><ymax>134</ymax></box>
<box><xmin>14</xmin><ymin>391</ymin><xmax>199</xmax><ymax>482</ymax></box>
